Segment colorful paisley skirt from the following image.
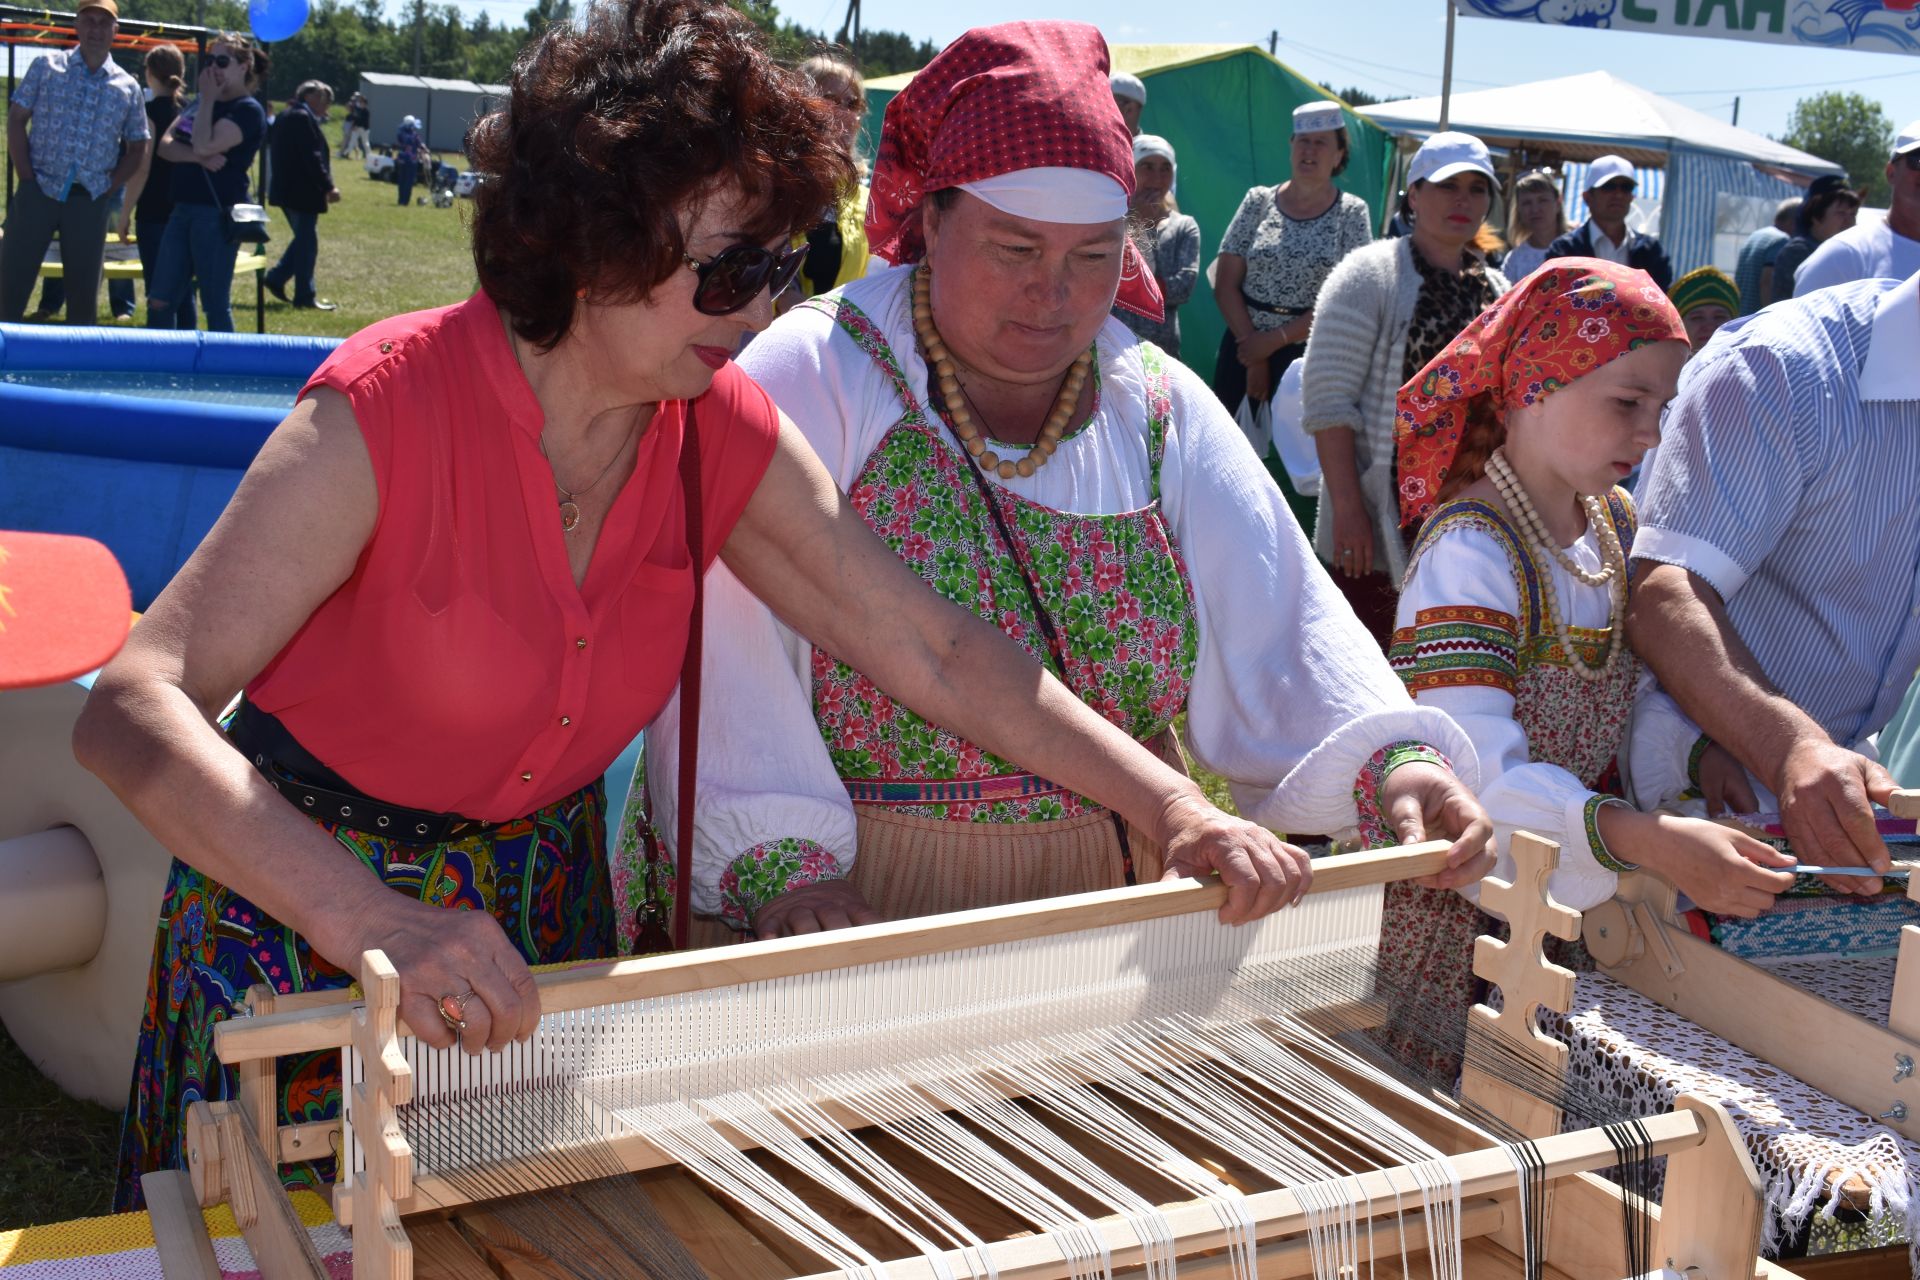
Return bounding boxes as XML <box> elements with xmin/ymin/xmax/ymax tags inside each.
<box><xmin>112</xmin><ymin>779</ymin><xmax>615</xmax><ymax>1211</ymax></box>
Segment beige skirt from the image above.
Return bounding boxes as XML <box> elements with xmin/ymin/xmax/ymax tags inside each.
<box><xmin>686</xmin><ymin>735</ymin><xmax>1183</xmax><ymax>947</ymax></box>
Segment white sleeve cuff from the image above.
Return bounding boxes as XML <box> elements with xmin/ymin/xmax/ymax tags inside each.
<box><xmin>1231</xmin><ymin>705</ymin><xmax>1481</xmax><ymax>839</ymax></box>
<box><xmin>1630</xmin><ymin>526</ymin><xmax>1750</xmax><ymax>602</ymax></box>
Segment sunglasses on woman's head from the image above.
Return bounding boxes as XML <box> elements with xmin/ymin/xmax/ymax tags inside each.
<box><xmin>682</xmin><ymin>242</ymin><xmax>808</xmax><ymax>316</ymax></box>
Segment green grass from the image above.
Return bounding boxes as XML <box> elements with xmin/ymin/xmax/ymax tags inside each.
<box><xmin>0</xmin><ymin>1026</ymin><xmax>121</xmax><ymax>1228</ymax></box>
<box><xmin>4</xmin><ymin>115</ymin><xmax>480</xmax><ymax>333</ymax></box>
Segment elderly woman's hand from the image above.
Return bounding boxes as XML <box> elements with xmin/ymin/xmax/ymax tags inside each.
<box><xmin>1377</xmin><ymin>761</ymin><xmax>1496</xmax><ymax>891</ymax></box>
<box><xmin>1155</xmin><ymin>792</ymin><xmax>1312</xmax><ymax>924</ymax></box>
<box><xmin>319</xmin><ymin>886</ymin><xmax>541</xmax><ymax>1055</ymax></box>
<box><xmin>753</xmin><ymin>879</ymin><xmax>882</xmax><ymax>938</ymax></box>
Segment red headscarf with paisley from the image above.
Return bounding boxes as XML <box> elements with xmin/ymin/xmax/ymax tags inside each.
<box><xmin>1394</xmin><ymin>258</ymin><xmax>1687</xmax><ymax>528</ymax></box>
<box><xmin>864</xmin><ymin>21</ymin><xmax>1165</xmax><ymax>322</ymax></box>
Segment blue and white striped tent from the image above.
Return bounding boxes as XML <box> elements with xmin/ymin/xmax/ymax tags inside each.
<box><xmin>1361</xmin><ymin>71</ymin><xmax>1840</xmax><ymax>278</ymax></box>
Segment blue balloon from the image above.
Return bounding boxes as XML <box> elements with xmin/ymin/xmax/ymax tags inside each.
<box><xmin>248</xmin><ymin>0</ymin><xmax>309</xmax><ymax>43</ymax></box>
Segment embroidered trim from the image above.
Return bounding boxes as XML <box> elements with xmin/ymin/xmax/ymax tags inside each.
<box><xmin>1406</xmin><ymin>489</ymin><xmax>1637</xmax><ymax>653</ymax></box>
<box><xmin>718</xmin><ymin>837</ymin><xmax>846</xmax><ymax>932</ymax></box>
<box><xmin>1353</xmin><ymin>741</ymin><xmax>1451</xmax><ymax>849</ymax></box>
<box><xmin>1686</xmin><ymin>734</ymin><xmax>1713</xmax><ymax>793</ymax></box>
<box><xmin>1586</xmin><ymin>795</ymin><xmax>1639</xmax><ymax>873</ymax></box>
<box><xmin>1390</xmin><ymin>605</ymin><xmax>1520</xmax><ymax>696</ymax></box>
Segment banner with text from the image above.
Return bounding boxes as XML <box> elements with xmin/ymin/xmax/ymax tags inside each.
<box><xmin>1455</xmin><ymin>0</ymin><xmax>1920</xmax><ymax>55</ymax></box>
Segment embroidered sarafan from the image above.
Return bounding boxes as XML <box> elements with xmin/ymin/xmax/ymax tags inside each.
<box><xmin>808</xmin><ymin>296</ymin><xmax>1199</xmax><ymax>823</ymax></box>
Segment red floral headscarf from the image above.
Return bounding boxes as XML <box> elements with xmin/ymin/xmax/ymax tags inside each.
<box><xmin>865</xmin><ymin>21</ymin><xmax>1165</xmax><ymax>322</ymax></box>
<box><xmin>1394</xmin><ymin>258</ymin><xmax>1686</xmax><ymax>527</ymax></box>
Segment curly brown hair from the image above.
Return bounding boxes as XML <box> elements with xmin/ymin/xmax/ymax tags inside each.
<box><xmin>467</xmin><ymin>0</ymin><xmax>854</xmax><ymax>348</ymax></box>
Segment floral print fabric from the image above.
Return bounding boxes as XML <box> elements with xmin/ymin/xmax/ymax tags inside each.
<box><xmin>1395</xmin><ymin>493</ymin><xmax>1640</xmax><ymax>841</ymax></box>
<box><xmin>115</xmin><ymin>775</ymin><xmax>612</xmax><ymax>1210</ymax></box>
<box><xmin>807</xmin><ymin>295</ymin><xmax>1199</xmax><ymax>825</ymax></box>
<box><xmin>1373</xmin><ymin>492</ymin><xmax>1635</xmax><ymax>1080</ymax></box>
<box><xmin>1393</xmin><ymin>257</ymin><xmax>1687</xmax><ymax>527</ymax></box>
<box><xmin>717</xmin><ymin>838</ymin><xmax>844</xmax><ymax>932</ymax></box>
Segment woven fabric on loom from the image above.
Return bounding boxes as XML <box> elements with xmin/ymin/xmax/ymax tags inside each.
<box><xmin>0</xmin><ymin>1190</ymin><xmax>351</xmax><ymax>1279</ymax></box>
<box><xmin>1553</xmin><ymin>967</ymin><xmax>1917</xmax><ymax>1257</ymax></box>
<box><xmin>1687</xmin><ymin>893</ymin><xmax>1920</xmax><ymax>960</ymax></box>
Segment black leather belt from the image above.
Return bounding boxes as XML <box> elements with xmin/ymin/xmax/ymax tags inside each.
<box><xmin>227</xmin><ymin>698</ymin><xmax>500</xmax><ymax>845</ymax></box>
<box><xmin>1240</xmin><ymin>293</ymin><xmax>1309</xmax><ymax>317</ymax></box>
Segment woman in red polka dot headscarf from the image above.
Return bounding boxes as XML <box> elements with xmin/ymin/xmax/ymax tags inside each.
<box><xmin>621</xmin><ymin>20</ymin><xmax>1497</xmax><ymax>941</ymax></box>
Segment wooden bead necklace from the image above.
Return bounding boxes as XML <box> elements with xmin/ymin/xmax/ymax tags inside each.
<box><xmin>1483</xmin><ymin>447</ymin><xmax>1628</xmax><ymax>683</ymax></box>
<box><xmin>910</xmin><ymin>263</ymin><xmax>1091</xmax><ymax>480</ymax></box>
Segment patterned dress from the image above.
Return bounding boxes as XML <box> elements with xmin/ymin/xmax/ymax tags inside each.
<box><xmin>116</xmin><ymin>761</ymin><xmax>613</xmax><ymax>1208</ymax></box>
<box><xmin>1376</xmin><ymin>490</ymin><xmax>1638</xmax><ymax>1081</ymax></box>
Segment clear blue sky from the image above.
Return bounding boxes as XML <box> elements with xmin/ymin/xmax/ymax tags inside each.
<box><xmin>797</xmin><ymin>0</ymin><xmax>1920</xmax><ymax>142</ymax></box>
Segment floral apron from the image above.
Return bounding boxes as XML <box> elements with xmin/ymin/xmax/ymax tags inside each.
<box><xmin>809</xmin><ymin>298</ymin><xmax>1202</xmax><ymax>917</ymax></box>
<box><xmin>665</xmin><ymin>300</ymin><xmax>1204</xmax><ymax>936</ymax></box>
<box><xmin>1376</xmin><ymin>493</ymin><xmax>1637</xmax><ymax>1082</ymax></box>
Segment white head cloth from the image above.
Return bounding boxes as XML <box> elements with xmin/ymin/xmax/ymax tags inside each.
<box><xmin>1110</xmin><ymin>71</ymin><xmax>1146</xmax><ymax>105</ymax></box>
<box><xmin>1292</xmin><ymin>101</ymin><xmax>1344</xmax><ymax>136</ymax></box>
<box><xmin>960</xmin><ymin>167</ymin><xmax>1129</xmax><ymax>224</ymax></box>
<box><xmin>1133</xmin><ymin>134</ymin><xmax>1176</xmax><ymax>167</ymax></box>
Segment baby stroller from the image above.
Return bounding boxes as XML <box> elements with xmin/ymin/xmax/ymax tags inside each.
<box><xmin>429</xmin><ymin>160</ymin><xmax>459</xmax><ymax>208</ymax></box>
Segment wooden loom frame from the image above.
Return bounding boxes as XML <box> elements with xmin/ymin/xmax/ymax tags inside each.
<box><xmin>162</xmin><ymin>841</ymin><xmax>1791</xmax><ymax>1280</ymax></box>
<box><xmin>1576</xmin><ymin>788</ymin><xmax>1920</xmax><ymax>1149</ymax></box>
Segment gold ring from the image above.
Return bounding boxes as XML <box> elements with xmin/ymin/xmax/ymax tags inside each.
<box><xmin>437</xmin><ymin>989</ymin><xmax>475</xmax><ymax>1032</ymax></box>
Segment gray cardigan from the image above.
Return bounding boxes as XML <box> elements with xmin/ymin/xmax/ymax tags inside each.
<box><xmin>1299</xmin><ymin>237</ymin><xmax>1510</xmax><ymax>581</ymax></box>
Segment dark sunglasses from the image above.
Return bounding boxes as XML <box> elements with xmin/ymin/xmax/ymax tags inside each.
<box><xmin>682</xmin><ymin>242</ymin><xmax>807</xmax><ymax>316</ymax></box>
<box><xmin>206</xmin><ymin>53</ymin><xmax>235</xmax><ymax>67</ymax></box>
<box><xmin>1901</xmin><ymin>150</ymin><xmax>1920</xmax><ymax>172</ymax></box>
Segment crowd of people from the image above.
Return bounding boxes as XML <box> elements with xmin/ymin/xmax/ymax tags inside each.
<box><xmin>1</xmin><ymin>0</ymin><xmax>1913</xmax><ymax>1231</ymax></box>
<box><xmin>1</xmin><ymin>10</ymin><xmax>448</xmax><ymax>328</ymax></box>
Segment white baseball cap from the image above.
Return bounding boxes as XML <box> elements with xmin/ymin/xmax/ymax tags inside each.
<box><xmin>402</xmin><ymin>114</ymin><xmax>420</xmax><ymax>128</ymax></box>
<box><xmin>1894</xmin><ymin>119</ymin><xmax>1920</xmax><ymax>158</ymax></box>
<box><xmin>1406</xmin><ymin>132</ymin><xmax>1496</xmax><ymax>186</ymax></box>
<box><xmin>1585</xmin><ymin>154</ymin><xmax>1636</xmax><ymax>191</ymax></box>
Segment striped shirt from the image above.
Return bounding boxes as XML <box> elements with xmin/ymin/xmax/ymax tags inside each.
<box><xmin>1633</xmin><ymin>274</ymin><xmax>1920</xmax><ymax>747</ymax></box>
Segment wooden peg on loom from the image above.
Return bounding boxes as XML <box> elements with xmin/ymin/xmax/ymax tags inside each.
<box><xmin>348</xmin><ymin>950</ymin><xmax>415</xmax><ymax>1280</ymax></box>
<box><xmin>1463</xmin><ymin>831</ymin><xmax>1580</xmax><ymax>1142</ymax></box>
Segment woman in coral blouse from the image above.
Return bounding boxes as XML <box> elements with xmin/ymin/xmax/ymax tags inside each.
<box><xmin>77</xmin><ymin>0</ymin><xmax>1365</xmax><ymax>1209</ymax></box>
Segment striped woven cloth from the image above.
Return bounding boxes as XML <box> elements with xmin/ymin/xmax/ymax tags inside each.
<box><xmin>0</xmin><ymin>1190</ymin><xmax>350</xmax><ymax>1279</ymax></box>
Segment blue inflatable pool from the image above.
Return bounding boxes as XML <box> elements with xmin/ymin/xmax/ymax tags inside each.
<box><xmin>0</xmin><ymin>324</ymin><xmax>337</xmax><ymax>609</ymax></box>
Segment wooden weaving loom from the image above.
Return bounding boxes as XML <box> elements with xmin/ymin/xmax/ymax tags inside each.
<box><xmin>1577</xmin><ymin>788</ymin><xmax>1920</xmax><ymax>1148</ymax></box>
<box><xmin>162</xmin><ymin>841</ymin><xmax>1791</xmax><ymax>1280</ymax></box>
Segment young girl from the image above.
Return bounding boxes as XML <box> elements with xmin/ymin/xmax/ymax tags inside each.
<box><xmin>1378</xmin><ymin>259</ymin><xmax>1796</xmax><ymax>1077</ymax></box>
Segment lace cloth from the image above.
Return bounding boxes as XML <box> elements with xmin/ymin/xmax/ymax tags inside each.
<box><xmin>1556</xmin><ymin>965</ymin><xmax>1917</xmax><ymax>1255</ymax></box>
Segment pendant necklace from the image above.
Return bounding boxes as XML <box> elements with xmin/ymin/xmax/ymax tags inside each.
<box><xmin>541</xmin><ymin>412</ymin><xmax>641</xmax><ymax>534</ymax></box>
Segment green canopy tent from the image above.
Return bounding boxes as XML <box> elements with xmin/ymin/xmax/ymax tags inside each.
<box><xmin>862</xmin><ymin>43</ymin><xmax>1396</xmax><ymax>384</ymax></box>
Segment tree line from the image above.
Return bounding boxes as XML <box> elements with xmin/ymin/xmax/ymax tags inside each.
<box><xmin>92</xmin><ymin>0</ymin><xmax>932</xmax><ymax>105</ymax></box>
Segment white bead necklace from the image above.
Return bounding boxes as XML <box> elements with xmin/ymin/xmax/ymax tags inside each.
<box><xmin>911</xmin><ymin>264</ymin><xmax>1090</xmax><ymax>480</ymax></box>
<box><xmin>1483</xmin><ymin>448</ymin><xmax>1628</xmax><ymax>683</ymax></box>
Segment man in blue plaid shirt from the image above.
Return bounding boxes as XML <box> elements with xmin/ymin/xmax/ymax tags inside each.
<box><xmin>1</xmin><ymin>0</ymin><xmax>148</xmax><ymax>324</ymax></box>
